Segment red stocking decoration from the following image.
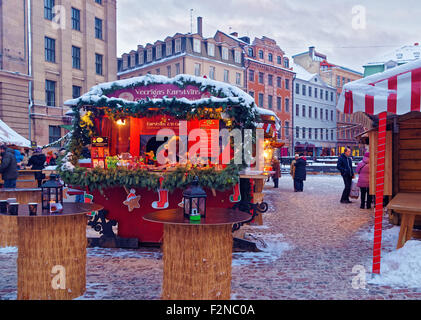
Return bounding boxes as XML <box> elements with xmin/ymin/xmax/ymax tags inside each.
<box><xmin>229</xmin><ymin>182</ymin><xmax>241</xmax><ymax>203</ymax></box>
<box><xmin>152</xmin><ymin>177</ymin><xmax>169</xmax><ymax>209</ymax></box>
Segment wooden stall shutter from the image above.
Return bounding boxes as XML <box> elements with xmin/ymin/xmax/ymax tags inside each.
<box><xmin>369</xmin><ymin>130</ymin><xmax>392</xmax><ymax>196</ymax></box>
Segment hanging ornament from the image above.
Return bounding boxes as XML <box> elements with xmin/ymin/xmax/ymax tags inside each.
<box><xmin>123</xmin><ymin>187</ymin><xmax>141</xmax><ymax>212</ymax></box>
<box><xmin>152</xmin><ymin>176</ymin><xmax>169</xmax><ymax>209</ymax></box>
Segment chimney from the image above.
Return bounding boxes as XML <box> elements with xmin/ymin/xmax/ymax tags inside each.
<box><xmin>230</xmin><ymin>32</ymin><xmax>238</xmax><ymax>37</ymax></box>
<box><xmin>197</xmin><ymin>17</ymin><xmax>203</xmax><ymax>36</ymax></box>
<box><xmin>309</xmin><ymin>46</ymin><xmax>315</xmax><ymax>59</ymax></box>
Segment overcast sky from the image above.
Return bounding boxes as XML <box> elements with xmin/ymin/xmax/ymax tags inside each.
<box><xmin>117</xmin><ymin>0</ymin><xmax>421</xmax><ymax>73</ymax></box>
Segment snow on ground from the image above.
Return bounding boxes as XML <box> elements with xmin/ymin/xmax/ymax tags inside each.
<box><xmin>368</xmin><ymin>240</ymin><xmax>421</xmax><ymax>289</ymax></box>
<box><xmin>0</xmin><ymin>247</ymin><xmax>17</xmax><ymax>254</ymax></box>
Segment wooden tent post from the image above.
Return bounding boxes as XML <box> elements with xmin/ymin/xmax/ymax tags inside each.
<box><xmin>372</xmin><ymin>111</ymin><xmax>387</xmax><ymax>274</ymax></box>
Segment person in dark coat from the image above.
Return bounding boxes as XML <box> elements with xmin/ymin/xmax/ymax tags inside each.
<box><xmin>293</xmin><ymin>153</ymin><xmax>307</xmax><ymax>192</ymax></box>
<box><xmin>27</xmin><ymin>147</ymin><xmax>47</xmax><ymax>187</ymax></box>
<box><xmin>337</xmin><ymin>147</ymin><xmax>355</xmax><ymax>203</ymax></box>
<box><xmin>0</xmin><ymin>145</ymin><xmax>18</xmax><ymax>188</ymax></box>
<box><xmin>271</xmin><ymin>156</ymin><xmax>281</xmax><ymax>188</ymax></box>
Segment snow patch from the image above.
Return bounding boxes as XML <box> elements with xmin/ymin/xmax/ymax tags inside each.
<box><xmin>0</xmin><ymin>246</ymin><xmax>18</xmax><ymax>254</ymax></box>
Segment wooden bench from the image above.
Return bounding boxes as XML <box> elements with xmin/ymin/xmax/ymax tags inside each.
<box><xmin>386</xmin><ymin>192</ymin><xmax>421</xmax><ymax>249</ymax></box>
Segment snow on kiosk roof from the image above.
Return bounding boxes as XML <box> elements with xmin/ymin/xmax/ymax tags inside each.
<box><xmin>0</xmin><ymin>118</ymin><xmax>30</xmax><ymax>148</ymax></box>
<box><xmin>337</xmin><ymin>59</ymin><xmax>421</xmax><ymax>276</ymax></box>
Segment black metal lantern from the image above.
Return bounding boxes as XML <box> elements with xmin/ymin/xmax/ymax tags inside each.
<box><xmin>183</xmin><ymin>176</ymin><xmax>207</xmax><ymax>219</ymax></box>
<box><xmin>41</xmin><ymin>174</ymin><xmax>64</xmax><ymax>211</ymax></box>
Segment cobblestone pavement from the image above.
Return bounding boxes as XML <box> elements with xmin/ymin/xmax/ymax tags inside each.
<box><xmin>1</xmin><ymin>174</ymin><xmax>421</xmax><ymax>300</ymax></box>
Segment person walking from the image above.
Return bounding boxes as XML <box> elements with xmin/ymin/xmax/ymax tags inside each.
<box><xmin>294</xmin><ymin>153</ymin><xmax>307</xmax><ymax>192</ymax></box>
<box><xmin>290</xmin><ymin>154</ymin><xmax>299</xmax><ymax>191</ymax></box>
<box><xmin>271</xmin><ymin>156</ymin><xmax>281</xmax><ymax>188</ymax></box>
<box><xmin>0</xmin><ymin>145</ymin><xmax>18</xmax><ymax>188</ymax></box>
<box><xmin>356</xmin><ymin>151</ymin><xmax>372</xmax><ymax>209</ymax></box>
<box><xmin>27</xmin><ymin>147</ymin><xmax>47</xmax><ymax>187</ymax></box>
<box><xmin>337</xmin><ymin>147</ymin><xmax>355</xmax><ymax>204</ymax></box>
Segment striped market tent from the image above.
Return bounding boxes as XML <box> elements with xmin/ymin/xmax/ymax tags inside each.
<box><xmin>337</xmin><ymin>58</ymin><xmax>421</xmax><ymax>274</ymax></box>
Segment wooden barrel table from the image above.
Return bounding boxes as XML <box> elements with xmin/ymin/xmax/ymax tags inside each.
<box><xmin>0</xmin><ymin>202</ymin><xmax>103</xmax><ymax>300</ymax></box>
<box><xmin>143</xmin><ymin>208</ymin><xmax>251</xmax><ymax>300</ymax></box>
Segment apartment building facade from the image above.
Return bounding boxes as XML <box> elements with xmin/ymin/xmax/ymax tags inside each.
<box><xmin>292</xmin><ymin>63</ymin><xmax>337</xmax><ymax>156</ymax></box>
<box><xmin>0</xmin><ymin>0</ymin><xmax>117</xmax><ymax>146</ymax></box>
<box><xmin>118</xmin><ymin>18</ymin><xmax>245</xmax><ymax>91</ymax></box>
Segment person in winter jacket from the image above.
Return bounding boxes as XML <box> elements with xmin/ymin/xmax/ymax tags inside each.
<box><xmin>337</xmin><ymin>147</ymin><xmax>355</xmax><ymax>203</ymax></box>
<box><xmin>290</xmin><ymin>154</ymin><xmax>299</xmax><ymax>191</ymax></box>
<box><xmin>27</xmin><ymin>147</ymin><xmax>46</xmax><ymax>187</ymax></box>
<box><xmin>0</xmin><ymin>145</ymin><xmax>18</xmax><ymax>188</ymax></box>
<box><xmin>356</xmin><ymin>151</ymin><xmax>372</xmax><ymax>209</ymax></box>
<box><xmin>13</xmin><ymin>148</ymin><xmax>24</xmax><ymax>168</ymax></box>
<box><xmin>293</xmin><ymin>153</ymin><xmax>307</xmax><ymax>192</ymax></box>
<box><xmin>271</xmin><ymin>156</ymin><xmax>281</xmax><ymax>188</ymax></box>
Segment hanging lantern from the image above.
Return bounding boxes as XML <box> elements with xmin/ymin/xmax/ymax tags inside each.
<box><xmin>183</xmin><ymin>176</ymin><xmax>207</xmax><ymax>219</ymax></box>
<box><xmin>41</xmin><ymin>174</ymin><xmax>64</xmax><ymax>211</ymax></box>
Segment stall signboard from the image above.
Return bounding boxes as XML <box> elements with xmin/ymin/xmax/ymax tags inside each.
<box><xmin>107</xmin><ymin>84</ymin><xmax>211</xmax><ymax>102</ymax></box>
<box><xmin>92</xmin><ymin>137</ymin><xmax>109</xmax><ymax>147</ymax></box>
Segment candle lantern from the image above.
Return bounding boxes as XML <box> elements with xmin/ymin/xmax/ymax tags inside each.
<box><xmin>183</xmin><ymin>176</ymin><xmax>207</xmax><ymax>219</ymax></box>
<box><xmin>41</xmin><ymin>174</ymin><xmax>64</xmax><ymax>211</ymax></box>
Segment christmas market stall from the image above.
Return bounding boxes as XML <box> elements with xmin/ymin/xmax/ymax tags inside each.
<box><xmin>337</xmin><ymin>59</ymin><xmax>421</xmax><ymax>274</ymax></box>
<box><xmin>62</xmin><ymin>74</ymin><xmax>272</xmax><ymax>245</ymax></box>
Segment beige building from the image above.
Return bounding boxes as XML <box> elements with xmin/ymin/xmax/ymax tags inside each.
<box><xmin>0</xmin><ymin>0</ymin><xmax>117</xmax><ymax>147</ymax></box>
<box><xmin>118</xmin><ymin>17</ymin><xmax>245</xmax><ymax>91</ymax></box>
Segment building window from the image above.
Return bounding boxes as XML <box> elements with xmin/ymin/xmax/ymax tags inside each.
<box><xmin>258</xmin><ymin>93</ymin><xmax>264</xmax><ymax>107</ymax></box>
<box><xmin>326</xmin><ymin>129</ymin><xmax>329</xmax><ymax>140</ymax></box>
<box><xmin>209</xmin><ymin>66</ymin><xmax>215</xmax><ymax>80</ymax></box>
<box><xmin>331</xmin><ymin>130</ymin><xmax>334</xmax><ymax>141</ymax></box>
<box><xmin>337</xmin><ymin>76</ymin><xmax>341</xmax><ymax>87</ymax></box>
<box><xmin>167</xmin><ymin>65</ymin><xmax>172</xmax><ymax>78</ymax></box>
<box><xmin>44</xmin><ymin>0</ymin><xmax>54</xmax><ymax>20</ymax></box>
<box><xmin>302</xmin><ymin>84</ymin><xmax>306</xmax><ymax>96</ymax></box>
<box><xmin>314</xmin><ymin>107</ymin><xmax>318</xmax><ymax>119</ymax></box>
<box><xmin>309</xmin><ymin>128</ymin><xmax>312</xmax><ymax>139</ymax></box>
<box><xmin>45</xmin><ymin>80</ymin><xmax>56</xmax><ymax>106</ymax></box>
<box><xmin>268</xmin><ymin>95</ymin><xmax>273</xmax><ymax>109</ymax></box>
<box><xmin>315</xmin><ymin>87</ymin><xmax>318</xmax><ymax>98</ymax></box>
<box><xmin>156</xmin><ymin>68</ymin><xmax>160</xmax><ymax>75</ymax></box>
<box><xmin>166</xmin><ymin>41</ymin><xmax>172</xmax><ymax>56</ymax></box>
<box><xmin>308</xmin><ymin>86</ymin><xmax>312</xmax><ymax>97</ymax></box>
<box><xmin>302</xmin><ymin>105</ymin><xmax>306</xmax><ymax>117</ymax></box>
<box><xmin>296</xmin><ymin>126</ymin><xmax>300</xmax><ymax>138</ymax></box>
<box><xmin>277</xmin><ymin>77</ymin><xmax>282</xmax><ymax>88</ymax></box>
<box><xmin>302</xmin><ymin>127</ymin><xmax>306</xmax><ymax>139</ymax></box>
<box><xmin>95</xmin><ymin>53</ymin><xmax>103</xmax><ymax>75</ymax></box>
<box><xmin>95</xmin><ymin>18</ymin><xmax>103</xmax><ymax>40</ymax></box>
<box><xmin>175</xmin><ymin>39</ymin><xmax>181</xmax><ymax>53</ymax></box>
<box><xmin>259</xmin><ymin>50</ymin><xmax>264</xmax><ymax>59</ymax></box>
<box><xmin>285</xmin><ymin>79</ymin><xmax>289</xmax><ymax>89</ymax></box>
<box><xmin>45</xmin><ymin>37</ymin><xmax>55</xmax><ymax>62</ymax></box>
<box><xmin>95</xmin><ymin>0</ymin><xmax>102</xmax><ymax>4</ymax></box>
<box><xmin>331</xmin><ymin>92</ymin><xmax>334</xmax><ymax>102</ymax></box>
<box><xmin>258</xmin><ymin>72</ymin><xmax>264</xmax><ymax>84</ymax></box>
<box><xmin>193</xmin><ymin>39</ymin><xmax>201</xmax><ymax>53</ymax></box>
<box><xmin>268</xmin><ymin>53</ymin><xmax>273</xmax><ymax>62</ymax></box>
<box><xmin>223</xmin><ymin>69</ymin><xmax>229</xmax><ymax>82</ymax></box>
<box><xmin>222</xmin><ymin>47</ymin><xmax>229</xmax><ymax>60</ymax></box>
<box><xmin>49</xmin><ymin>126</ymin><xmax>61</xmax><ymax>144</ymax></box>
<box><xmin>249</xmin><ymin>91</ymin><xmax>254</xmax><ymax>98</ymax></box>
<box><xmin>326</xmin><ymin>109</ymin><xmax>329</xmax><ymax>120</ymax></box>
<box><xmin>296</xmin><ymin>104</ymin><xmax>299</xmax><ymax>116</ymax></box>
<box><xmin>175</xmin><ymin>63</ymin><xmax>180</xmax><ymax>75</ymax></box>
<box><xmin>285</xmin><ymin>121</ymin><xmax>289</xmax><ymax>137</ymax></box>
<box><xmin>308</xmin><ymin>106</ymin><xmax>312</xmax><ymax>118</ymax></box>
<box><xmin>284</xmin><ymin>58</ymin><xmax>289</xmax><ymax>68</ymax></box>
<box><xmin>234</xmin><ymin>51</ymin><xmax>241</xmax><ymax>64</ymax></box>
<box><xmin>320</xmin><ymin>108</ymin><xmax>323</xmax><ymax>120</ymax></box>
<box><xmin>147</xmin><ymin>48</ymin><xmax>152</xmax><ymax>62</ymax></box>
<box><xmin>208</xmin><ymin>43</ymin><xmax>215</xmax><ymax>57</ymax></box>
<box><xmin>156</xmin><ymin>45</ymin><xmax>162</xmax><ymax>59</ymax></box>
<box><xmin>268</xmin><ymin>74</ymin><xmax>273</xmax><ymax>86</ymax></box>
<box><xmin>315</xmin><ymin>128</ymin><xmax>318</xmax><ymax>140</ymax></box>
<box><xmin>331</xmin><ymin>110</ymin><xmax>334</xmax><ymax>121</ymax></box>
<box><xmin>285</xmin><ymin>98</ymin><xmax>289</xmax><ymax>112</ymax></box>
<box><xmin>295</xmin><ymin>83</ymin><xmax>300</xmax><ymax>94</ymax></box>
<box><xmin>277</xmin><ymin>97</ymin><xmax>282</xmax><ymax>111</ymax></box>
<box><xmin>325</xmin><ymin>90</ymin><xmax>328</xmax><ymax>100</ymax></box>
<box><xmin>72</xmin><ymin>85</ymin><xmax>81</xmax><ymax>99</ymax></box>
<box><xmin>72</xmin><ymin>46</ymin><xmax>81</xmax><ymax>69</ymax></box>
<box><xmin>235</xmin><ymin>72</ymin><xmax>241</xmax><ymax>86</ymax></box>
<box><xmin>71</xmin><ymin>8</ymin><xmax>80</xmax><ymax>31</ymax></box>
<box><xmin>247</xmin><ymin>48</ymin><xmax>253</xmax><ymax>57</ymax></box>
<box><xmin>320</xmin><ymin>89</ymin><xmax>323</xmax><ymax>100</ymax></box>
<box><xmin>249</xmin><ymin>70</ymin><xmax>255</xmax><ymax>82</ymax></box>
<box><xmin>277</xmin><ymin>56</ymin><xmax>282</xmax><ymax>64</ymax></box>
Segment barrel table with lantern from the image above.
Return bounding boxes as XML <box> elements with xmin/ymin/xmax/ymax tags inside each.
<box><xmin>0</xmin><ymin>202</ymin><xmax>103</xmax><ymax>300</ymax></box>
<box><xmin>143</xmin><ymin>207</ymin><xmax>251</xmax><ymax>300</ymax></box>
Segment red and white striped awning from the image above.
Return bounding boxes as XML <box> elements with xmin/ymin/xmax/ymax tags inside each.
<box><xmin>337</xmin><ymin>59</ymin><xmax>421</xmax><ymax>115</ymax></box>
